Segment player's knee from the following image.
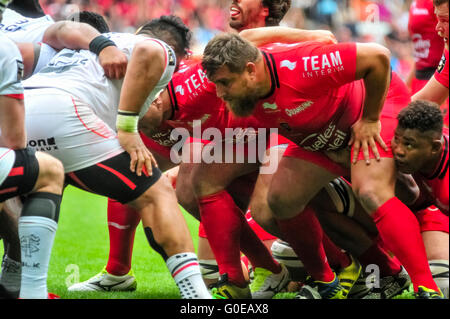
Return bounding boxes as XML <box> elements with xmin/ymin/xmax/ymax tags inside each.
<box><xmin>35</xmin><ymin>152</ymin><xmax>65</xmax><ymax>193</ymax></box>
<box><xmin>267</xmin><ymin>188</ymin><xmax>306</xmax><ymax>219</ymax></box>
<box><xmin>353</xmin><ymin>183</ymin><xmax>393</xmax><ymax>213</ymax></box>
<box><xmin>138</xmin><ymin>173</ymin><xmax>174</xmax><ymax>206</ymax></box>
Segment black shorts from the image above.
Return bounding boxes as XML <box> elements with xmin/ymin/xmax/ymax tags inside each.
<box><xmin>65</xmin><ymin>151</ymin><xmax>162</xmax><ymax>204</ymax></box>
<box><xmin>0</xmin><ymin>148</ymin><xmax>39</xmax><ymax>202</ymax></box>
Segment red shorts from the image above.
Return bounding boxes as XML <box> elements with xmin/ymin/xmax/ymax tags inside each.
<box><xmin>416</xmin><ymin>206</ymin><xmax>449</xmax><ymax>233</ymax></box>
<box><xmin>283</xmin><ymin>73</ymin><xmax>411</xmax><ymax>174</ymax></box>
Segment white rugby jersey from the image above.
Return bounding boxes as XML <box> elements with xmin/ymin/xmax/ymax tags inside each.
<box><xmin>0</xmin><ymin>33</ymin><xmax>24</xmax><ymax>97</ymax></box>
<box><xmin>23</xmin><ymin>32</ymin><xmax>176</xmax><ymax>131</ymax></box>
<box><xmin>0</xmin><ymin>8</ymin><xmax>54</xmax><ymax>43</ymax></box>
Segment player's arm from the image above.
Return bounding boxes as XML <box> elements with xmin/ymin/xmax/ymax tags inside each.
<box><xmin>138</xmin><ymin>89</ymin><xmax>172</xmax><ymax>137</ymax></box>
<box><xmin>350</xmin><ymin>43</ymin><xmax>392</xmax><ymax>164</ymax></box>
<box><xmin>14</xmin><ymin>42</ymin><xmax>36</xmax><ymax>79</ymax></box>
<box><xmin>42</xmin><ymin>21</ymin><xmax>127</xmax><ymax>79</ymax></box>
<box><xmin>412</xmin><ymin>75</ymin><xmax>449</xmax><ymax>105</ymax></box>
<box><xmin>0</xmin><ymin>96</ymin><xmax>26</xmax><ymax>149</ymax></box>
<box><xmin>116</xmin><ymin>40</ymin><xmax>166</xmax><ymax>176</ymax></box>
<box><xmin>240</xmin><ymin>26</ymin><xmax>337</xmax><ymax>46</ymax></box>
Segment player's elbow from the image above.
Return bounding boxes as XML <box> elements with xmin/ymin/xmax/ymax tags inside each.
<box><xmin>356</xmin><ymin>43</ymin><xmax>391</xmax><ymax>77</ymax></box>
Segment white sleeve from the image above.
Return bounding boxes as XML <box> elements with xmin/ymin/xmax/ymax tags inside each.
<box><xmin>0</xmin><ymin>36</ymin><xmax>24</xmax><ymax>96</ymax></box>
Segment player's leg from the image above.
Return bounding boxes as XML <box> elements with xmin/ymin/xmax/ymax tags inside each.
<box><xmin>18</xmin><ymin>150</ymin><xmax>64</xmax><ymax>299</ymax></box>
<box><xmin>191</xmin><ymin>159</ymin><xmax>273</xmax><ymax>298</ymax></box>
<box><xmin>351</xmin><ymin>156</ymin><xmax>440</xmax><ymax>296</ymax></box>
<box><xmin>126</xmin><ymin>172</ymin><xmax>211</xmax><ymax>299</ymax></box>
<box><xmin>417</xmin><ymin>206</ymin><xmax>449</xmax><ymax>298</ymax></box>
<box><xmin>267</xmin><ymin>154</ymin><xmax>348</xmax><ymax>299</ymax></box>
<box><xmin>0</xmin><ymin>146</ymin><xmax>64</xmax><ymax>299</ymax></box>
<box><xmin>0</xmin><ymin>200</ymin><xmax>21</xmax><ymax>299</ymax></box>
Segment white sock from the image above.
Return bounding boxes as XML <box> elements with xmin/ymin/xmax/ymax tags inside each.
<box><xmin>166</xmin><ymin>252</ymin><xmax>212</xmax><ymax>299</ymax></box>
<box><xmin>0</xmin><ymin>255</ymin><xmax>21</xmax><ymax>298</ymax></box>
<box><xmin>429</xmin><ymin>260</ymin><xmax>449</xmax><ymax>298</ymax></box>
<box><xmin>18</xmin><ymin>216</ymin><xmax>57</xmax><ymax>299</ymax></box>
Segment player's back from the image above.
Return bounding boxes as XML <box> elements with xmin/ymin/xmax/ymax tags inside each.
<box><xmin>23</xmin><ymin>32</ymin><xmax>175</xmax><ymax>131</ymax></box>
<box><xmin>0</xmin><ymin>8</ymin><xmax>54</xmax><ymax>43</ymax></box>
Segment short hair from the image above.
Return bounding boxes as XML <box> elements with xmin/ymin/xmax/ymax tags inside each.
<box><xmin>397</xmin><ymin>100</ymin><xmax>444</xmax><ymax>135</ymax></box>
<box><xmin>137</xmin><ymin>15</ymin><xmax>192</xmax><ymax>57</ymax></box>
<box><xmin>433</xmin><ymin>0</ymin><xmax>449</xmax><ymax>6</ymax></box>
<box><xmin>67</xmin><ymin>11</ymin><xmax>110</xmax><ymax>34</ymax></box>
<box><xmin>202</xmin><ymin>33</ymin><xmax>260</xmax><ymax>79</ymax></box>
<box><xmin>263</xmin><ymin>0</ymin><xmax>291</xmax><ymax>26</ymax></box>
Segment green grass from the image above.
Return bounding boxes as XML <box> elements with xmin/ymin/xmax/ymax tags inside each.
<box><xmin>2</xmin><ymin>185</ymin><xmax>200</xmax><ymax>299</ymax></box>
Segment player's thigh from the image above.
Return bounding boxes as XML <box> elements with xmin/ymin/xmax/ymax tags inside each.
<box><xmin>267</xmin><ymin>156</ymin><xmax>337</xmax><ymax>217</ymax></box>
<box><xmin>423</xmin><ymin>231</ymin><xmax>449</xmax><ymax>260</ymax></box>
<box><xmin>351</xmin><ymin>157</ymin><xmax>397</xmax><ymax>213</ymax></box>
<box><xmin>191</xmin><ymin>160</ymin><xmax>259</xmax><ymax>197</ymax></box>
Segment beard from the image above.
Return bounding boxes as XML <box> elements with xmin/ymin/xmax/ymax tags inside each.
<box><xmin>226</xmin><ymin>95</ymin><xmax>258</xmax><ymax>117</ymax></box>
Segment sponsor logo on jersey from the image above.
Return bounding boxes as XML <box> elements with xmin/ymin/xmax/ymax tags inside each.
<box><xmin>301</xmin><ymin>51</ymin><xmax>344</xmax><ymax>78</ymax></box>
<box><xmin>285</xmin><ymin>101</ymin><xmax>313</xmax><ymax>117</ymax></box>
<box><xmin>263</xmin><ymin>102</ymin><xmax>278</xmax><ymax>110</ymax></box>
<box><xmin>300</xmin><ymin>122</ymin><xmax>348</xmax><ymax>152</ymax></box>
<box><xmin>437</xmin><ymin>53</ymin><xmax>446</xmax><ymax>73</ymax></box>
<box><xmin>178</xmin><ymin>67</ymin><xmax>210</xmax><ymax>98</ymax></box>
<box><xmin>28</xmin><ymin>137</ymin><xmax>58</xmax><ymax>151</ymax></box>
<box><xmin>280</xmin><ymin>60</ymin><xmax>297</xmax><ymax>71</ymax></box>
<box><xmin>175</xmin><ymin>85</ymin><xmax>185</xmax><ymax>96</ymax></box>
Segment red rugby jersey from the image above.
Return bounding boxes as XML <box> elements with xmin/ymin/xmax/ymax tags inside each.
<box><xmin>434</xmin><ymin>48</ymin><xmax>449</xmax><ymax>88</ymax></box>
<box><xmin>250</xmin><ymin>41</ymin><xmax>365</xmax><ymax>152</ymax></box>
<box><xmin>408</xmin><ymin>0</ymin><xmax>445</xmax><ymax>71</ymax></box>
<box><xmin>413</xmin><ymin>129</ymin><xmax>449</xmax><ymax>215</ymax></box>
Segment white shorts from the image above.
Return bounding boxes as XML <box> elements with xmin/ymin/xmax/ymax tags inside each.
<box><xmin>24</xmin><ymin>88</ymin><xmax>125</xmax><ymax>173</ymax></box>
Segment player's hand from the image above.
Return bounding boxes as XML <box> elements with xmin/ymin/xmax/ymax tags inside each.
<box><xmin>117</xmin><ymin>130</ymin><xmax>158</xmax><ymax>176</ymax></box>
<box><xmin>349</xmin><ymin>118</ymin><xmax>387</xmax><ymax>165</ymax></box>
<box><xmin>311</xmin><ymin>30</ymin><xmax>338</xmax><ymax>44</ymax></box>
<box><xmin>99</xmin><ymin>46</ymin><xmax>128</xmax><ymax>79</ymax></box>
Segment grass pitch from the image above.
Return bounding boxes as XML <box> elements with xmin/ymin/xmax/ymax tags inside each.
<box><xmin>1</xmin><ymin>185</ymin><xmax>200</xmax><ymax>299</ymax></box>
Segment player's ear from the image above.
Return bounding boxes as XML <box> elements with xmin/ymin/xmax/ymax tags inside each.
<box><xmin>431</xmin><ymin>138</ymin><xmax>443</xmax><ymax>154</ymax></box>
<box><xmin>245</xmin><ymin>62</ymin><xmax>257</xmax><ymax>78</ymax></box>
<box><xmin>261</xmin><ymin>7</ymin><xmax>269</xmax><ymax>19</ymax></box>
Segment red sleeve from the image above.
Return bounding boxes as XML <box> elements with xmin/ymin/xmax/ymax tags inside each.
<box><xmin>435</xmin><ymin>49</ymin><xmax>449</xmax><ymax>89</ymax></box>
<box><xmin>292</xmin><ymin>42</ymin><xmax>358</xmax><ymax>96</ymax></box>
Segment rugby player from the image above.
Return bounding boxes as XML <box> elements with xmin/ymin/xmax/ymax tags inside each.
<box><xmin>412</xmin><ymin>0</ymin><xmax>449</xmax><ymax>126</ymax></box>
<box><xmin>392</xmin><ymin>100</ymin><xmax>449</xmax><ymax>298</ymax></box>
<box><xmin>201</xmin><ymin>32</ymin><xmax>443</xmax><ymax>298</ymax></box>
<box><xmin>70</xmin><ymin>0</ymin><xmax>298</xmax><ymax>297</ymax></box>
<box><xmin>0</xmin><ymin>0</ymin><xmax>65</xmax><ymax>299</ymax></box>
<box><xmin>19</xmin><ymin>15</ymin><xmax>211</xmax><ymax>299</ymax></box>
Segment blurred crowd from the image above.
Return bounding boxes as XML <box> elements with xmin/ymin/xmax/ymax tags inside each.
<box><xmin>39</xmin><ymin>0</ymin><xmax>415</xmax><ymax>80</ymax></box>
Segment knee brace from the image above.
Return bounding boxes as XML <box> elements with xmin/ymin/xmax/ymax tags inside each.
<box><xmin>21</xmin><ymin>192</ymin><xmax>61</xmax><ymax>223</ymax></box>
<box><xmin>429</xmin><ymin>260</ymin><xmax>449</xmax><ymax>298</ymax></box>
<box><xmin>324</xmin><ymin>177</ymin><xmax>355</xmax><ymax>218</ymax></box>
<box><xmin>144</xmin><ymin>227</ymin><xmax>168</xmax><ymax>261</ymax></box>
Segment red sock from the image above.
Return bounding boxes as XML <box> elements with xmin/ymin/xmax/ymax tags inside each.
<box><xmin>238</xmin><ymin>212</ymin><xmax>281</xmax><ymax>274</ymax></box>
<box><xmin>276</xmin><ymin>206</ymin><xmax>335</xmax><ymax>282</ymax></box>
<box><xmin>106</xmin><ymin>199</ymin><xmax>141</xmax><ymax>276</ymax></box>
<box><xmin>373</xmin><ymin>197</ymin><xmax>438</xmax><ymax>292</ymax></box>
<box><xmin>322</xmin><ymin>234</ymin><xmax>351</xmax><ymax>269</ymax></box>
<box><xmin>198</xmin><ymin>191</ymin><xmax>247</xmax><ymax>287</ymax></box>
<box><xmin>358</xmin><ymin>235</ymin><xmax>402</xmax><ymax>277</ymax></box>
